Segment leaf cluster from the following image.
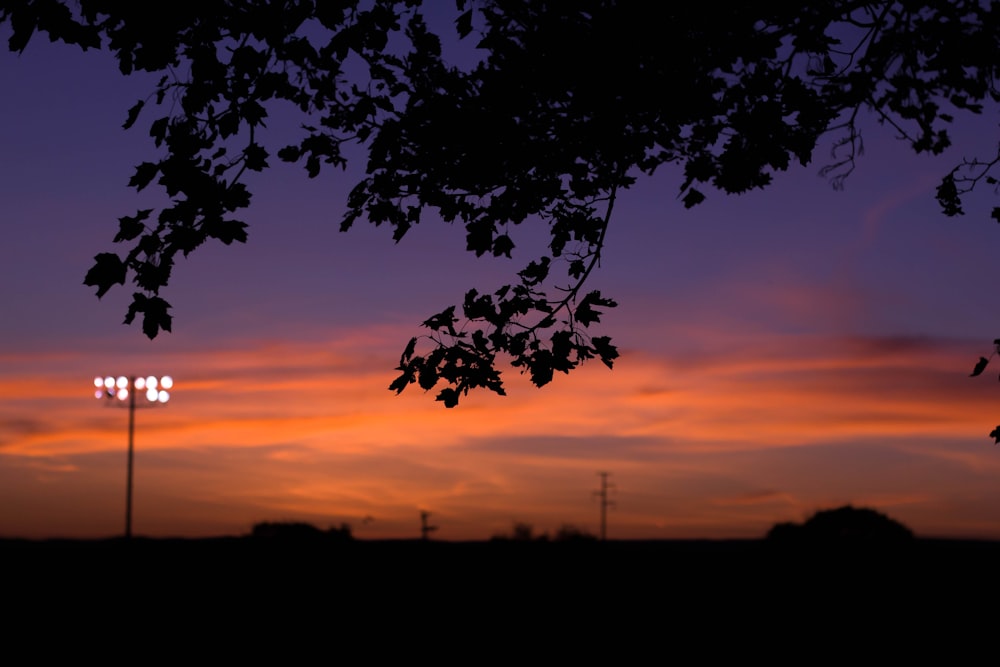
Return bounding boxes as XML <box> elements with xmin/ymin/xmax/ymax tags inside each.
<box><xmin>5</xmin><ymin>1</ymin><xmax>1000</xmax><ymax>404</ymax></box>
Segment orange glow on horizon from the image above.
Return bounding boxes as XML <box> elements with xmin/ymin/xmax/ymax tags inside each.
<box><xmin>2</xmin><ymin>323</ymin><xmax>999</xmax><ymax>541</ymax></box>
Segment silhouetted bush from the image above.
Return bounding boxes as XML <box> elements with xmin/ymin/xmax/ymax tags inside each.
<box><xmin>327</xmin><ymin>523</ymin><xmax>354</xmax><ymax>541</ymax></box>
<box><xmin>553</xmin><ymin>525</ymin><xmax>597</xmax><ymax>543</ymax></box>
<box><xmin>490</xmin><ymin>522</ymin><xmax>599</xmax><ymax>542</ymax></box>
<box><xmin>491</xmin><ymin>522</ymin><xmax>548</xmax><ymax>542</ymax></box>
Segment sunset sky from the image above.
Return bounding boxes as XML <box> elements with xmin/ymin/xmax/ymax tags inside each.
<box><xmin>3</xmin><ymin>19</ymin><xmax>1000</xmax><ymax>541</ymax></box>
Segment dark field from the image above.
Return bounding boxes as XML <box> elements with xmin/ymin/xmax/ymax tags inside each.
<box><xmin>6</xmin><ymin>536</ymin><xmax>1000</xmax><ymax>600</ymax></box>
<box><xmin>6</xmin><ymin>537</ymin><xmax>998</xmax><ymax>655</ymax></box>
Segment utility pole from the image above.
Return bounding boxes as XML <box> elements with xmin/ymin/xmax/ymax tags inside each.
<box><xmin>593</xmin><ymin>471</ymin><xmax>616</xmax><ymax>541</ymax></box>
<box><xmin>420</xmin><ymin>510</ymin><xmax>438</xmax><ymax>540</ymax></box>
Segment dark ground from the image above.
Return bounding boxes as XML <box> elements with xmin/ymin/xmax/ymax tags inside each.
<box><xmin>5</xmin><ymin>537</ymin><xmax>998</xmax><ymax>656</ymax></box>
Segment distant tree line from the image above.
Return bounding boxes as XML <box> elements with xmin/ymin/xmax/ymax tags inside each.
<box><xmin>250</xmin><ymin>521</ymin><xmax>354</xmax><ymax>542</ymax></box>
<box><xmin>247</xmin><ymin>507</ymin><xmax>914</xmax><ymax>544</ymax></box>
<box><xmin>491</xmin><ymin>522</ymin><xmax>598</xmax><ymax>543</ymax></box>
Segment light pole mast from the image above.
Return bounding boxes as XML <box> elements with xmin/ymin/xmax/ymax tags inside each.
<box><xmin>95</xmin><ymin>374</ymin><xmax>172</xmax><ymax>539</ymax></box>
<box><xmin>125</xmin><ymin>378</ymin><xmax>136</xmax><ymax>539</ymax></box>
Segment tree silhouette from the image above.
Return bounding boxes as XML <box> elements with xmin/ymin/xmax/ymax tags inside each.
<box><xmin>969</xmin><ymin>340</ymin><xmax>1000</xmax><ymax>442</ymax></box>
<box><xmin>766</xmin><ymin>505</ymin><xmax>914</xmax><ymax>544</ymax></box>
<box><xmin>4</xmin><ymin>1</ymin><xmax>998</xmax><ymax>404</ymax></box>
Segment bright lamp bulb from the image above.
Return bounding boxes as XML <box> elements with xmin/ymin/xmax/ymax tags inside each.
<box><xmin>160</xmin><ymin>376</ymin><xmax>173</xmax><ymax>390</ymax></box>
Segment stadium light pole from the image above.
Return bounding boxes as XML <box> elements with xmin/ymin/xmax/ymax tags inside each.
<box><xmin>94</xmin><ymin>375</ymin><xmax>173</xmax><ymax>539</ymax></box>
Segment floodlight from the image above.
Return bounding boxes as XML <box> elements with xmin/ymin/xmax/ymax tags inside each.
<box><xmin>92</xmin><ymin>374</ymin><xmax>175</xmax><ymax>539</ymax></box>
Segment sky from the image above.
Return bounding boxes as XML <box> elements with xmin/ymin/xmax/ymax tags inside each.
<box><xmin>3</xmin><ymin>16</ymin><xmax>1000</xmax><ymax>541</ymax></box>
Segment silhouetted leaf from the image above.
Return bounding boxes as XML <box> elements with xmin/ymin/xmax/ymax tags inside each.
<box><xmin>243</xmin><ymin>144</ymin><xmax>267</xmax><ymax>171</ymax></box>
<box><xmin>465</xmin><ymin>219</ymin><xmax>494</xmax><ymax>256</ymax></box>
<box><xmin>241</xmin><ymin>100</ymin><xmax>267</xmax><ymax>127</ymax></box>
<box><xmin>400</xmin><ymin>337</ymin><xmax>417</xmax><ymax>365</ymax></box>
<box><xmin>936</xmin><ymin>174</ymin><xmax>963</xmax><ymax>216</ymax></box>
<box><xmin>141</xmin><ymin>296</ymin><xmax>172</xmax><ymax>338</ymax></box>
<box><xmin>527</xmin><ymin>349</ymin><xmax>554</xmax><ymax>387</ymax></box>
<box><xmin>123</xmin><ymin>293</ymin><xmax>172</xmax><ymax>339</ymax></box>
<box><xmin>682</xmin><ymin>188</ymin><xmax>706</xmax><ymax>208</ymax></box>
<box><xmin>83</xmin><ymin>253</ymin><xmax>126</xmax><ymax>298</ymax></box>
<box><xmin>575</xmin><ymin>291</ymin><xmax>617</xmax><ymax>327</ymax></box>
<box><xmin>417</xmin><ymin>365</ymin><xmax>438</xmax><ymax>390</ymax></box>
<box><xmin>455</xmin><ymin>10</ymin><xmax>473</xmax><ymax>39</ymax></box>
<box><xmin>389</xmin><ymin>363</ymin><xmax>416</xmax><ymax>394</ymax></box>
<box><xmin>493</xmin><ymin>234</ymin><xmax>514</xmax><ymax>258</ymax></box>
<box><xmin>7</xmin><ymin>8</ymin><xmax>35</xmax><ymax>53</ymax></box>
<box><xmin>574</xmin><ymin>291</ymin><xmax>605</xmax><ymax>327</ymax></box>
<box><xmin>423</xmin><ymin>306</ymin><xmax>457</xmax><ymax>335</ymax></box>
<box><xmin>592</xmin><ymin>336</ymin><xmax>619</xmax><ymax>368</ymax></box>
<box><xmin>128</xmin><ymin>162</ymin><xmax>159</xmax><ymax>191</ymax></box>
<box><xmin>971</xmin><ymin>356</ymin><xmax>989</xmax><ymax>377</ymax></box>
<box><xmin>277</xmin><ymin>145</ymin><xmax>300</xmax><ymax>162</ymax></box>
<box><xmin>305</xmin><ymin>154</ymin><xmax>320</xmax><ymax>178</ymax></box>
<box><xmin>218</xmin><ymin>111</ymin><xmax>239</xmax><ymax>138</ymax></box>
<box><xmin>463</xmin><ymin>289</ymin><xmax>495</xmax><ymax>321</ymax></box>
<box><xmin>113</xmin><ymin>209</ymin><xmax>153</xmax><ymax>243</ymax></box>
<box><xmin>517</xmin><ymin>257</ymin><xmax>550</xmax><ymax>286</ymax></box>
<box><xmin>205</xmin><ymin>219</ymin><xmax>248</xmax><ymax>245</ymax></box>
<box><xmin>149</xmin><ymin>117</ymin><xmax>168</xmax><ymax>146</ymax></box>
<box><xmin>436</xmin><ymin>387</ymin><xmax>459</xmax><ymax>408</ymax></box>
<box><xmin>123</xmin><ymin>99</ymin><xmax>144</xmax><ymax>129</ymax></box>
